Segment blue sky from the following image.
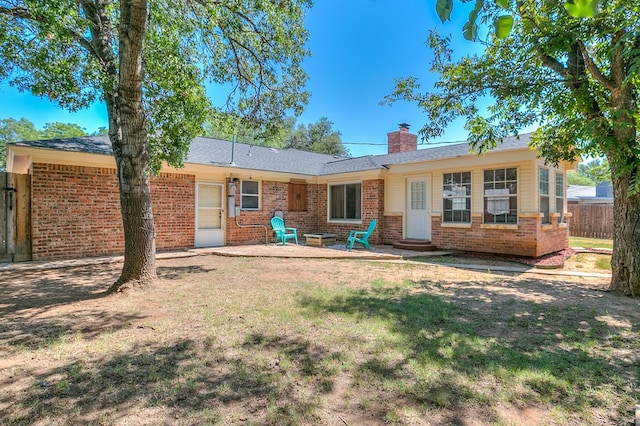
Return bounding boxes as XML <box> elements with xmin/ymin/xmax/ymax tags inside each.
<box><xmin>0</xmin><ymin>0</ymin><xmax>481</xmax><ymax>157</ymax></box>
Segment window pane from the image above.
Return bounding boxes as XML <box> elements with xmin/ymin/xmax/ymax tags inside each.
<box><xmin>540</xmin><ymin>196</ymin><xmax>550</xmax><ymax>224</ymax></box>
<box><xmin>556</xmin><ymin>173</ymin><xmax>564</xmax><ymax>196</ymax></box>
<box><xmin>484</xmin><ymin>168</ymin><xmax>518</xmax><ymax>224</ymax></box>
<box><xmin>443</xmin><ymin>172</ymin><xmax>471</xmax><ymax>223</ymax></box>
<box><xmin>242</xmin><ymin>195</ymin><xmax>258</xmax><ymax>209</ymax></box>
<box><xmin>242</xmin><ymin>180</ymin><xmax>259</xmax><ymax>195</ymax></box>
<box><xmin>411</xmin><ymin>181</ymin><xmax>427</xmax><ymax>210</ymax></box>
<box><xmin>539</xmin><ymin>168</ymin><xmax>549</xmax><ymax>195</ymax></box>
<box><xmin>330</xmin><ymin>185</ymin><xmax>344</xmax><ymax>219</ymax></box>
<box><xmin>330</xmin><ymin>183</ymin><xmax>361</xmax><ymax>220</ymax></box>
<box><xmin>346</xmin><ymin>184</ymin><xmax>361</xmax><ymax>219</ymax></box>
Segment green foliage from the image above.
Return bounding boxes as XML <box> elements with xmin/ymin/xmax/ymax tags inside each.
<box><xmin>436</xmin><ymin>0</ymin><xmax>454</xmax><ymax>22</ymax></box>
<box><xmin>204</xmin><ymin>114</ymin><xmax>348</xmax><ymax>156</ymax></box>
<box><xmin>39</xmin><ymin>122</ymin><xmax>87</xmax><ymax>139</ymax></box>
<box><xmin>0</xmin><ymin>0</ymin><xmax>311</xmax><ymax>170</ymax></box>
<box><xmin>577</xmin><ymin>158</ymin><xmax>611</xmax><ymax>184</ymax></box>
<box><xmin>388</xmin><ymin>1</ymin><xmax>639</xmax><ymax>185</ymax></box>
<box><xmin>286</xmin><ymin>117</ymin><xmax>348</xmax><ymax>156</ymax></box>
<box><xmin>564</xmin><ymin>0</ymin><xmax>599</xmax><ymax>18</ymax></box>
<box><xmin>567</xmin><ymin>171</ymin><xmax>596</xmax><ymax>186</ymax></box>
<box><xmin>441</xmin><ymin>0</ymin><xmax>600</xmax><ymax>40</ymax></box>
<box><xmin>0</xmin><ymin>117</ymin><xmax>88</xmax><ymax>168</ymax></box>
<box><xmin>494</xmin><ymin>15</ymin><xmax>513</xmax><ymax>39</ymax></box>
<box><xmin>203</xmin><ymin>113</ymin><xmax>295</xmax><ymax>148</ymax></box>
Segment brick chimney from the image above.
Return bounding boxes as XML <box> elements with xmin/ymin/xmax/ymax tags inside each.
<box><xmin>387</xmin><ymin>123</ymin><xmax>417</xmax><ymax>154</ymax></box>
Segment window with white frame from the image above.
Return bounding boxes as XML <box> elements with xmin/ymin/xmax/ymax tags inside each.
<box><xmin>443</xmin><ymin>172</ymin><xmax>471</xmax><ymax>223</ymax></box>
<box><xmin>556</xmin><ymin>172</ymin><xmax>565</xmax><ymax>222</ymax></box>
<box><xmin>241</xmin><ymin>180</ymin><xmax>259</xmax><ymax>210</ymax></box>
<box><xmin>540</xmin><ymin>168</ymin><xmax>550</xmax><ymax>224</ymax></box>
<box><xmin>484</xmin><ymin>167</ymin><xmax>518</xmax><ymax>224</ymax></box>
<box><xmin>329</xmin><ymin>183</ymin><xmax>361</xmax><ymax>220</ymax></box>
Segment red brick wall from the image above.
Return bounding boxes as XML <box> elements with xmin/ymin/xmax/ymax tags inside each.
<box><xmin>151</xmin><ymin>173</ymin><xmax>195</xmax><ymax>251</ymax></box>
<box><xmin>225</xmin><ymin>178</ymin><xmax>386</xmax><ymax>245</ymax></box>
<box><xmin>387</xmin><ymin>127</ymin><xmax>418</xmax><ymax>154</ymax></box>
<box><xmin>383</xmin><ymin>215</ymin><xmax>403</xmax><ymax>244</ymax></box>
<box><xmin>226</xmin><ymin>180</ymin><xmax>323</xmax><ymax>245</ymax></box>
<box><xmin>431</xmin><ymin>214</ymin><xmax>569</xmax><ymax>257</ymax></box>
<box><xmin>31</xmin><ymin>163</ymin><xmax>194</xmax><ymax>260</ymax></box>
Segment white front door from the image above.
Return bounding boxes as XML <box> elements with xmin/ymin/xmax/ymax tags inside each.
<box><xmin>195</xmin><ymin>182</ymin><xmax>224</xmax><ymax>247</ymax></box>
<box><xmin>406</xmin><ymin>177</ymin><xmax>431</xmax><ymax>240</ymax></box>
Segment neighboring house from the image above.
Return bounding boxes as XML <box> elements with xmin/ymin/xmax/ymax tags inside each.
<box><xmin>5</xmin><ymin>125</ymin><xmax>574</xmax><ymax>261</ymax></box>
<box><xmin>567</xmin><ymin>183</ymin><xmax>614</xmax><ymax>204</ymax></box>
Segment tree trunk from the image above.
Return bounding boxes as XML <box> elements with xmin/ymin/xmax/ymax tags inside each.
<box><xmin>108</xmin><ymin>0</ymin><xmax>157</xmax><ymax>292</ymax></box>
<box><xmin>609</xmin><ymin>172</ymin><xmax>640</xmax><ymax>296</ymax></box>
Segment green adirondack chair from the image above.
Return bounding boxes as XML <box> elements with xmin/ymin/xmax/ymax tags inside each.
<box><xmin>270</xmin><ymin>216</ymin><xmax>298</xmax><ymax>245</ymax></box>
<box><xmin>346</xmin><ymin>219</ymin><xmax>377</xmax><ymax>251</ymax></box>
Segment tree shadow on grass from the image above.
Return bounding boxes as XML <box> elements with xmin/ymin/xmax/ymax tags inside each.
<box><xmin>298</xmin><ymin>277</ymin><xmax>639</xmax><ymax>424</ymax></box>
<box><xmin>1</xmin><ymin>333</ymin><xmax>340</xmax><ymax>425</ymax></box>
<box><xmin>0</xmin><ymin>263</ymin><xmax>142</xmax><ymax>353</ymax></box>
<box><xmin>156</xmin><ymin>264</ymin><xmax>217</xmax><ymax>280</ymax></box>
<box><xmin>0</xmin><ymin>264</ymin><xmax>120</xmax><ymax>314</ymax></box>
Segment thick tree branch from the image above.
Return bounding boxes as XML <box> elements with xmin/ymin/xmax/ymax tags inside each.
<box><xmin>576</xmin><ymin>39</ymin><xmax>616</xmax><ymax>91</ymax></box>
<box><xmin>536</xmin><ymin>47</ymin><xmax>568</xmax><ymax>78</ymax></box>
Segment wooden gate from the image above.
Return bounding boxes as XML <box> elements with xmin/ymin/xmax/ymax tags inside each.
<box><xmin>1</xmin><ymin>172</ymin><xmax>31</xmax><ymax>262</ymax></box>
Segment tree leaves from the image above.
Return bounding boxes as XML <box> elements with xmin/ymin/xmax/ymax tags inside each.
<box><xmin>463</xmin><ymin>0</ymin><xmax>483</xmax><ymax>41</ymax></box>
<box><xmin>494</xmin><ymin>15</ymin><xmax>514</xmax><ymax>39</ymax></box>
<box><xmin>441</xmin><ymin>0</ymin><xmax>599</xmax><ymax>41</ymax></box>
<box><xmin>564</xmin><ymin>0</ymin><xmax>599</xmax><ymax>18</ymax></box>
<box><xmin>436</xmin><ymin>0</ymin><xmax>454</xmax><ymax>22</ymax></box>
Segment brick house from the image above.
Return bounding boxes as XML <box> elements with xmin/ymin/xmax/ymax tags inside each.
<box><xmin>6</xmin><ymin>125</ymin><xmax>574</xmax><ymax>260</ymax></box>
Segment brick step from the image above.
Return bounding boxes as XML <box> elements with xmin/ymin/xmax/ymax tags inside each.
<box><xmin>392</xmin><ymin>239</ymin><xmax>438</xmax><ymax>252</ymax></box>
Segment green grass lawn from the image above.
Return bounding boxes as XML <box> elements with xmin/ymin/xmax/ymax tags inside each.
<box><xmin>0</xmin><ymin>257</ymin><xmax>636</xmax><ymax>425</ymax></box>
<box><xmin>569</xmin><ymin>236</ymin><xmax>613</xmax><ymax>249</ymax></box>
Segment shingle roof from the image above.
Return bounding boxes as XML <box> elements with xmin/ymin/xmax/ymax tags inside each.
<box><xmin>10</xmin><ymin>133</ymin><xmax>533</xmax><ymax>176</ymax></box>
<box><xmin>186</xmin><ymin>137</ymin><xmax>341</xmax><ymax>175</ymax></box>
<box><xmin>11</xmin><ymin>135</ymin><xmax>113</xmax><ymax>155</ymax></box>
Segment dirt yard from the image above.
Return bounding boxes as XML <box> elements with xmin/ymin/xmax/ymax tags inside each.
<box><xmin>0</xmin><ymin>252</ymin><xmax>636</xmax><ymax>425</ymax></box>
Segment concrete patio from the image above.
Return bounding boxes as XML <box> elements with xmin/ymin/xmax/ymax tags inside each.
<box><xmin>194</xmin><ymin>243</ymin><xmax>450</xmax><ymax>260</ymax></box>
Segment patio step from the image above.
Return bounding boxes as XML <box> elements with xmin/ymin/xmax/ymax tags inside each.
<box><xmin>392</xmin><ymin>239</ymin><xmax>438</xmax><ymax>252</ymax></box>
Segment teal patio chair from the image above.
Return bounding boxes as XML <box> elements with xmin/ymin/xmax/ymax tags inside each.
<box><xmin>270</xmin><ymin>216</ymin><xmax>298</xmax><ymax>245</ymax></box>
<box><xmin>346</xmin><ymin>219</ymin><xmax>377</xmax><ymax>251</ymax></box>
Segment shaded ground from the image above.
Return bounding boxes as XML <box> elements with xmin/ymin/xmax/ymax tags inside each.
<box><xmin>0</xmin><ymin>253</ymin><xmax>635</xmax><ymax>425</ymax></box>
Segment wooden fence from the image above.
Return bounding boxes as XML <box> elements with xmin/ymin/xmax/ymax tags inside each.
<box><xmin>1</xmin><ymin>172</ymin><xmax>31</xmax><ymax>262</ymax></box>
<box><xmin>567</xmin><ymin>203</ymin><xmax>614</xmax><ymax>239</ymax></box>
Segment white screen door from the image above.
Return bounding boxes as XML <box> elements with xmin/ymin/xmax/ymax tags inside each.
<box><xmin>406</xmin><ymin>177</ymin><xmax>431</xmax><ymax>240</ymax></box>
<box><xmin>195</xmin><ymin>182</ymin><xmax>224</xmax><ymax>247</ymax></box>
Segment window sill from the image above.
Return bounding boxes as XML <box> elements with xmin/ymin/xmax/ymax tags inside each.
<box><xmin>441</xmin><ymin>222</ymin><xmax>472</xmax><ymax>228</ymax></box>
<box><xmin>480</xmin><ymin>224</ymin><xmax>518</xmax><ymax>230</ymax></box>
<box><xmin>328</xmin><ymin>219</ymin><xmax>362</xmax><ymax>224</ymax></box>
